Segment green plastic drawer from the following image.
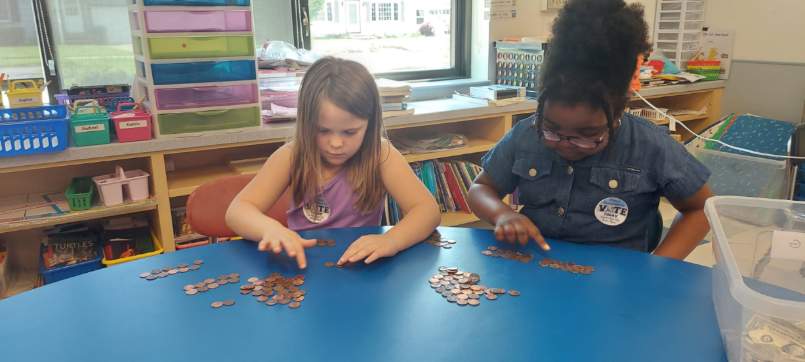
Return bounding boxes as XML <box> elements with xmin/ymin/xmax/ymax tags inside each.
<box><xmin>157</xmin><ymin>106</ymin><xmax>259</xmax><ymax>135</ymax></box>
<box><xmin>147</xmin><ymin>35</ymin><xmax>254</xmax><ymax>60</ymax></box>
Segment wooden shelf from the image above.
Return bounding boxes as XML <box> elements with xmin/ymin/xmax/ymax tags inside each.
<box><xmin>0</xmin><ymin>269</ymin><xmax>40</xmax><ymax>299</ymax></box>
<box><xmin>167</xmin><ymin>165</ymin><xmax>240</xmax><ymax>198</ymax></box>
<box><xmin>403</xmin><ymin>138</ymin><xmax>497</xmax><ymax>163</ymax></box>
<box><xmin>651</xmin><ymin>114</ymin><xmax>708</xmax><ymax>126</ymax></box>
<box><xmin>441</xmin><ymin>211</ymin><xmax>479</xmax><ymax>226</ymax></box>
<box><xmin>0</xmin><ymin>199</ymin><xmax>158</xmax><ymax>234</ymax></box>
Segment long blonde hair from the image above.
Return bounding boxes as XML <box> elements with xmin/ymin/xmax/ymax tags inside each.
<box><xmin>290</xmin><ymin>57</ymin><xmax>385</xmax><ymax>213</ymax></box>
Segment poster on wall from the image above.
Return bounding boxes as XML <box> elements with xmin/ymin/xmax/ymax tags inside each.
<box><xmin>698</xmin><ymin>28</ymin><xmax>735</xmax><ymax>80</ymax></box>
<box><xmin>484</xmin><ymin>0</ymin><xmax>518</xmax><ymax>20</ymax></box>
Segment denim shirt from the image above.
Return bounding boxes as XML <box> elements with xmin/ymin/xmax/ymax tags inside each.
<box><xmin>481</xmin><ymin>113</ymin><xmax>710</xmax><ymax>251</ymax></box>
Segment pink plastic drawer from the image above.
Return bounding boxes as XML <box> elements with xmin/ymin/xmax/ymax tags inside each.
<box><xmin>154</xmin><ymin>84</ymin><xmax>258</xmax><ymax>110</ymax></box>
<box><xmin>144</xmin><ymin>10</ymin><xmax>252</xmax><ymax>33</ymax></box>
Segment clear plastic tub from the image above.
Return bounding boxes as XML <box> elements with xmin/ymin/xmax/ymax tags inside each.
<box><xmin>705</xmin><ymin>196</ymin><xmax>805</xmax><ymax>362</ymax></box>
<box><xmin>693</xmin><ymin>148</ymin><xmax>787</xmax><ymax>200</ymax></box>
<box><xmin>144</xmin><ymin>9</ymin><xmax>252</xmax><ymax>33</ymax></box>
<box><xmin>154</xmin><ymin>83</ymin><xmax>258</xmax><ymax>110</ymax></box>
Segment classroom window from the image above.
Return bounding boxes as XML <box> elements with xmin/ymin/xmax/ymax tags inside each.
<box><xmin>305</xmin><ymin>0</ymin><xmax>468</xmax><ymax>81</ymax></box>
<box><xmin>0</xmin><ymin>0</ymin><xmax>45</xmax><ymax>81</ymax></box>
<box><xmin>326</xmin><ymin>3</ymin><xmax>333</xmax><ymax>21</ymax></box>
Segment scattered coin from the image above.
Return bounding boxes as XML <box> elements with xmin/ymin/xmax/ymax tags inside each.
<box><xmin>241</xmin><ymin>273</ymin><xmax>307</xmax><ymax>311</ymax></box>
<box><xmin>480</xmin><ymin>245</ymin><xmax>533</xmax><ymax>263</ymax></box>
<box><xmin>429</xmin><ymin>266</ymin><xmax>519</xmax><ymax>307</ymax></box>
<box><xmin>424</xmin><ymin>231</ymin><xmax>458</xmax><ymax>250</ymax></box>
<box><xmin>316</xmin><ymin>239</ymin><xmax>337</xmax><ymax>247</ymax></box>
<box><xmin>324</xmin><ymin>261</ymin><xmax>336</xmax><ymax>268</ymax></box>
<box><xmin>139</xmin><ymin>260</ymin><xmax>203</xmax><ymax>281</ymax></box>
<box><xmin>222</xmin><ymin>300</ymin><xmax>235</xmax><ymax>307</ymax></box>
<box><xmin>538</xmin><ymin>258</ymin><xmax>595</xmax><ymax>275</ymax></box>
<box><xmin>508</xmin><ymin>290</ymin><xmax>521</xmax><ymax>296</ymax></box>
<box><xmin>211</xmin><ymin>301</ymin><xmax>223</xmax><ymax>309</ymax></box>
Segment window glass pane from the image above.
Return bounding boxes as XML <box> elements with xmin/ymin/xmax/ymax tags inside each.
<box><xmin>0</xmin><ymin>0</ymin><xmax>45</xmax><ymax>80</ymax></box>
<box><xmin>47</xmin><ymin>0</ymin><xmax>134</xmax><ymax>87</ymax></box>
<box><xmin>253</xmin><ymin>0</ymin><xmax>295</xmax><ymax>45</ymax></box>
<box><xmin>309</xmin><ymin>0</ymin><xmax>453</xmax><ymax>74</ymax></box>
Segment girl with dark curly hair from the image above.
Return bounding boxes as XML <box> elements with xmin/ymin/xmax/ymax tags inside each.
<box><xmin>468</xmin><ymin>0</ymin><xmax>712</xmax><ymax>259</ymax></box>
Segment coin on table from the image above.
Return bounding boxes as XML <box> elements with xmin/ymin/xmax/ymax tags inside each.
<box><xmin>189</xmin><ymin>265</ymin><xmax>200</xmax><ymax>271</ymax></box>
<box><xmin>267</xmin><ymin>300</ymin><xmax>277</xmax><ymax>306</ymax></box>
<box><xmin>150</xmin><ymin>269</ymin><xmax>161</xmax><ymax>275</ymax></box>
<box><xmin>508</xmin><ymin>290</ymin><xmax>521</xmax><ymax>296</ymax></box>
<box><xmin>247</xmin><ymin>277</ymin><xmax>259</xmax><ymax>283</ymax></box>
<box><xmin>257</xmin><ymin>296</ymin><xmax>268</xmax><ymax>302</ymax></box>
<box><xmin>485</xmin><ymin>293</ymin><xmax>497</xmax><ymax>301</ymax></box>
<box><xmin>224</xmin><ymin>300</ymin><xmax>237</xmax><ymax>308</ymax></box>
<box><xmin>468</xmin><ymin>299</ymin><xmax>480</xmax><ymax>306</ymax></box>
<box><xmin>168</xmin><ymin>269</ymin><xmax>178</xmax><ymax>275</ymax></box>
<box><xmin>208</xmin><ymin>283</ymin><xmax>220</xmax><ymax>289</ymax></box>
<box><xmin>179</xmin><ymin>268</ymin><xmax>190</xmax><ymax>273</ymax></box>
<box><xmin>288</xmin><ymin>302</ymin><xmax>301</xmax><ymax>309</ymax></box>
<box><xmin>198</xmin><ymin>286</ymin><xmax>209</xmax><ymax>292</ymax></box>
<box><xmin>157</xmin><ymin>273</ymin><xmax>169</xmax><ymax>278</ymax></box>
<box><xmin>456</xmin><ymin>299</ymin><xmax>468</xmax><ymax>306</ymax></box>
<box><xmin>193</xmin><ymin>260</ymin><xmax>203</xmax><ymax>265</ymax></box>
<box><xmin>324</xmin><ymin>262</ymin><xmax>336</xmax><ymax>268</ymax></box>
<box><xmin>185</xmin><ymin>289</ymin><xmax>198</xmax><ymax>296</ymax></box>
<box><xmin>183</xmin><ymin>284</ymin><xmax>195</xmax><ymax>291</ymax></box>
<box><xmin>202</xmin><ymin>278</ymin><xmax>213</xmax><ymax>284</ymax></box>
<box><xmin>139</xmin><ymin>272</ymin><xmax>151</xmax><ymax>278</ymax></box>
<box><xmin>211</xmin><ymin>301</ymin><xmax>223</xmax><ymax>309</ymax></box>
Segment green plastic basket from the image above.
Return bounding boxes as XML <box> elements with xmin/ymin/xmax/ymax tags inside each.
<box><xmin>65</xmin><ymin>177</ymin><xmax>95</xmax><ymax>211</ymax></box>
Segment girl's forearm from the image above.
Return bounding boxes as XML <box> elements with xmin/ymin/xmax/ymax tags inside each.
<box><xmin>225</xmin><ymin>200</ymin><xmax>286</xmax><ymax>241</ymax></box>
<box><xmin>385</xmin><ymin>201</ymin><xmax>441</xmax><ymax>252</ymax></box>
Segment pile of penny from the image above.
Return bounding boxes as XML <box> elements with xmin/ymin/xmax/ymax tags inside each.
<box><xmin>424</xmin><ymin>231</ymin><xmax>456</xmax><ymax>249</ymax></box>
<box><xmin>429</xmin><ymin>266</ymin><xmax>520</xmax><ymax>307</ymax></box>
<box><xmin>316</xmin><ymin>239</ymin><xmax>336</xmax><ymax>247</ymax></box>
<box><xmin>183</xmin><ymin>273</ymin><xmax>241</xmax><ymax>295</ymax></box>
<box><xmin>240</xmin><ymin>273</ymin><xmax>306</xmax><ymax>309</ymax></box>
<box><xmin>210</xmin><ymin>300</ymin><xmax>236</xmax><ymax>309</ymax></box>
<box><xmin>480</xmin><ymin>245</ymin><xmax>533</xmax><ymax>263</ymax></box>
<box><xmin>538</xmin><ymin>258</ymin><xmax>595</xmax><ymax>275</ymax></box>
<box><xmin>139</xmin><ymin>260</ymin><xmax>204</xmax><ymax>281</ymax></box>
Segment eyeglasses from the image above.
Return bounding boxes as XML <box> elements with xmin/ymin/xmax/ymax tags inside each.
<box><xmin>540</xmin><ymin>127</ymin><xmax>607</xmax><ymax>149</ymax></box>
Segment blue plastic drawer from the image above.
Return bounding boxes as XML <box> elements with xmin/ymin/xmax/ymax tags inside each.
<box><xmin>143</xmin><ymin>0</ymin><xmax>250</xmax><ymax>6</ymax></box>
<box><xmin>1</xmin><ymin>105</ymin><xmax>69</xmax><ymax>157</ymax></box>
<box><xmin>151</xmin><ymin>60</ymin><xmax>256</xmax><ymax>85</ymax></box>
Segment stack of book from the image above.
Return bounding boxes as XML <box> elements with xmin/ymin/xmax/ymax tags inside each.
<box><xmin>383</xmin><ymin>160</ymin><xmax>482</xmax><ymax>224</ymax></box>
<box><xmin>376</xmin><ymin>78</ymin><xmax>414</xmax><ymax>118</ymax></box>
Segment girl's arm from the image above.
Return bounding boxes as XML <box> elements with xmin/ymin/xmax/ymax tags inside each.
<box><xmin>652</xmin><ymin>185</ymin><xmax>713</xmax><ymax>260</ymax></box>
<box><xmin>338</xmin><ymin>141</ymin><xmax>441</xmax><ymax>264</ymax></box>
<box><xmin>225</xmin><ymin>143</ymin><xmax>316</xmax><ymax>268</ymax></box>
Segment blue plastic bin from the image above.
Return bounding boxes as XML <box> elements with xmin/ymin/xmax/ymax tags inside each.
<box><xmin>143</xmin><ymin>0</ymin><xmax>250</xmax><ymax>5</ymax></box>
<box><xmin>151</xmin><ymin>60</ymin><xmax>256</xmax><ymax>85</ymax></box>
<box><xmin>40</xmin><ymin>255</ymin><xmax>103</xmax><ymax>284</ymax></box>
<box><xmin>0</xmin><ymin>105</ymin><xmax>69</xmax><ymax>157</ymax></box>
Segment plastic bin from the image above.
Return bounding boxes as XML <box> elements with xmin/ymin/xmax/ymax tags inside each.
<box><xmin>0</xmin><ymin>105</ymin><xmax>69</xmax><ymax>157</ymax></box>
<box><xmin>40</xmin><ymin>228</ymin><xmax>103</xmax><ymax>285</ymax></box>
<box><xmin>92</xmin><ymin>166</ymin><xmax>151</xmax><ymax>206</ymax></box>
<box><xmin>6</xmin><ymin>80</ymin><xmax>44</xmax><ymax>108</ymax></box>
<box><xmin>144</xmin><ymin>9</ymin><xmax>252</xmax><ymax>33</ymax></box>
<box><xmin>141</xmin><ymin>0</ymin><xmax>249</xmax><ymax>5</ymax></box>
<box><xmin>150</xmin><ymin>60</ymin><xmax>256</xmax><ymax>85</ymax></box>
<box><xmin>154</xmin><ymin>83</ymin><xmax>258</xmax><ymax>110</ymax></box>
<box><xmin>147</xmin><ymin>35</ymin><xmax>254</xmax><ymax>60</ymax></box>
<box><xmin>65</xmin><ymin>177</ymin><xmax>95</xmax><ymax>211</ymax></box>
<box><xmin>693</xmin><ymin>148</ymin><xmax>788</xmax><ymax>199</ymax></box>
<box><xmin>70</xmin><ymin>105</ymin><xmax>110</xmax><ymax>147</ymax></box>
<box><xmin>110</xmin><ymin>103</ymin><xmax>152</xmax><ymax>142</ymax></box>
<box><xmin>102</xmin><ymin>232</ymin><xmax>163</xmax><ymax>266</ymax></box>
<box><xmin>704</xmin><ymin>196</ymin><xmax>805</xmax><ymax>362</ymax></box>
<box><xmin>155</xmin><ymin>106</ymin><xmax>259</xmax><ymax>135</ymax></box>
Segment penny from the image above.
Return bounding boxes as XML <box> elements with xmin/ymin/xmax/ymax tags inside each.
<box><xmin>139</xmin><ymin>272</ymin><xmax>151</xmax><ymax>278</ymax></box>
<box><xmin>211</xmin><ymin>301</ymin><xmax>223</xmax><ymax>308</ymax></box>
<box><xmin>223</xmin><ymin>300</ymin><xmax>235</xmax><ymax>306</ymax></box>
<box><xmin>508</xmin><ymin>290</ymin><xmax>521</xmax><ymax>296</ymax></box>
<box><xmin>185</xmin><ymin>289</ymin><xmax>198</xmax><ymax>295</ymax></box>
<box><xmin>468</xmin><ymin>299</ymin><xmax>480</xmax><ymax>306</ymax></box>
<box><xmin>193</xmin><ymin>260</ymin><xmax>203</xmax><ymax>265</ymax></box>
<box><xmin>324</xmin><ymin>262</ymin><xmax>336</xmax><ymax>268</ymax></box>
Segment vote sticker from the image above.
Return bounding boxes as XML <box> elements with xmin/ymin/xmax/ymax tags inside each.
<box><xmin>303</xmin><ymin>195</ymin><xmax>330</xmax><ymax>224</ymax></box>
<box><xmin>594</xmin><ymin>197</ymin><xmax>629</xmax><ymax>226</ymax></box>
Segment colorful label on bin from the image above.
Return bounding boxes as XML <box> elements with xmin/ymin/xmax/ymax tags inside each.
<box><xmin>74</xmin><ymin>124</ymin><xmax>106</xmax><ymax>133</ymax></box>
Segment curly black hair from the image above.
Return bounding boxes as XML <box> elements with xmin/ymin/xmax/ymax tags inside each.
<box><xmin>538</xmin><ymin>0</ymin><xmax>651</xmax><ymax>135</ymax></box>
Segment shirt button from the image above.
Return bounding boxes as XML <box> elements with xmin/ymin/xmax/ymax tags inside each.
<box><xmin>528</xmin><ymin>168</ymin><xmax>538</xmax><ymax>177</ymax></box>
<box><xmin>567</xmin><ymin>166</ymin><xmax>574</xmax><ymax>175</ymax></box>
<box><xmin>609</xmin><ymin>179</ymin><xmax>619</xmax><ymax>189</ymax></box>
<box><xmin>557</xmin><ymin>207</ymin><xmax>566</xmax><ymax>217</ymax></box>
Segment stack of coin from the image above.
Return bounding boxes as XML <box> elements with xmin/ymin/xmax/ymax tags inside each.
<box><xmin>240</xmin><ymin>273</ymin><xmax>306</xmax><ymax>309</ymax></box>
<box><xmin>210</xmin><ymin>300</ymin><xmax>236</xmax><ymax>309</ymax></box>
<box><xmin>424</xmin><ymin>231</ymin><xmax>456</xmax><ymax>249</ymax></box>
<box><xmin>480</xmin><ymin>246</ymin><xmax>533</xmax><ymax>263</ymax></box>
<box><xmin>183</xmin><ymin>273</ymin><xmax>241</xmax><ymax>295</ymax></box>
<box><xmin>429</xmin><ymin>266</ymin><xmax>520</xmax><ymax>307</ymax></box>
<box><xmin>139</xmin><ymin>260</ymin><xmax>204</xmax><ymax>281</ymax></box>
<box><xmin>538</xmin><ymin>258</ymin><xmax>594</xmax><ymax>275</ymax></box>
<box><xmin>316</xmin><ymin>239</ymin><xmax>337</xmax><ymax>247</ymax></box>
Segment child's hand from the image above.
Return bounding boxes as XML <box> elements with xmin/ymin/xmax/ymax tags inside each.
<box><xmin>495</xmin><ymin>211</ymin><xmax>551</xmax><ymax>251</ymax></box>
<box><xmin>257</xmin><ymin>228</ymin><xmax>318</xmax><ymax>269</ymax></box>
<box><xmin>337</xmin><ymin>234</ymin><xmax>400</xmax><ymax>265</ymax></box>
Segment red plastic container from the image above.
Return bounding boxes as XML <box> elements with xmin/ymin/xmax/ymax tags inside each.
<box><xmin>110</xmin><ymin>103</ymin><xmax>152</xmax><ymax>143</ymax></box>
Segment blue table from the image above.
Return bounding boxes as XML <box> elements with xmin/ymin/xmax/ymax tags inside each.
<box><xmin>0</xmin><ymin>227</ymin><xmax>726</xmax><ymax>362</ymax></box>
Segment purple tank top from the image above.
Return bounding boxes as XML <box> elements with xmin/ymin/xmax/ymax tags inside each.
<box><xmin>287</xmin><ymin>171</ymin><xmax>384</xmax><ymax>231</ymax></box>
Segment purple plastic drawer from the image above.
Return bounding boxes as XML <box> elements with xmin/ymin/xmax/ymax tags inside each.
<box><xmin>154</xmin><ymin>84</ymin><xmax>258</xmax><ymax>110</ymax></box>
<box><xmin>144</xmin><ymin>10</ymin><xmax>252</xmax><ymax>33</ymax></box>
